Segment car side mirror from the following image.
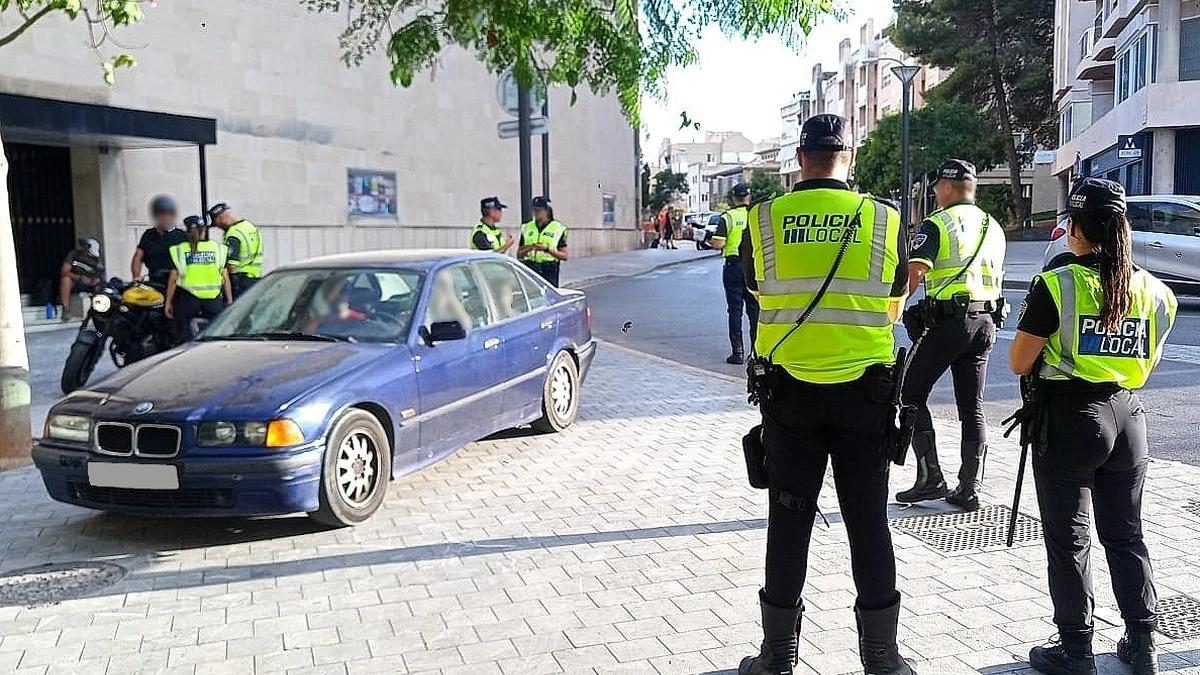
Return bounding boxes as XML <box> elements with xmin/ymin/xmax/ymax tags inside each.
<box><xmin>422</xmin><ymin>321</ymin><xmax>466</xmax><ymax>345</ymax></box>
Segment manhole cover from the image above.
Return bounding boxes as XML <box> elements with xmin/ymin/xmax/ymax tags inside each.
<box><xmin>0</xmin><ymin>561</ymin><xmax>126</xmax><ymax>607</ymax></box>
<box><xmin>890</xmin><ymin>504</ymin><xmax>1042</xmax><ymax>553</ymax></box>
<box><xmin>1157</xmin><ymin>595</ymin><xmax>1200</xmax><ymax>639</ymax></box>
<box><xmin>1185</xmin><ymin>500</ymin><xmax>1200</xmax><ymax>520</ymax></box>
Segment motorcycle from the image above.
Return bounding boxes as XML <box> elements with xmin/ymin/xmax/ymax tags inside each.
<box><xmin>60</xmin><ymin>278</ymin><xmax>175</xmax><ymax>394</ymax></box>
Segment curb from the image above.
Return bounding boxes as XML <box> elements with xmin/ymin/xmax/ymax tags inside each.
<box><xmin>562</xmin><ymin>252</ymin><xmax>721</xmax><ymax>290</ymax></box>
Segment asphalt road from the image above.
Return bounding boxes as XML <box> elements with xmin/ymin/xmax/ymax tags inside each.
<box><xmin>586</xmin><ymin>249</ymin><xmax>1200</xmax><ymax>467</ymax></box>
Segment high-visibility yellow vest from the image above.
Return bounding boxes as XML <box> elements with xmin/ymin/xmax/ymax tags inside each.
<box><xmin>721</xmin><ymin>206</ymin><xmax>749</xmax><ymax>257</ymax></box>
<box><xmin>169</xmin><ymin>240</ymin><xmax>226</xmax><ymax>300</ymax></box>
<box><xmin>918</xmin><ymin>203</ymin><xmax>1006</xmax><ymax>301</ymax></box>
<box><xmin>520</xmin><ymin>220</ymin><xmax>567</xmax><ymax>263</ymax></box>
<box><xmin>748</xmin><ymin>189</ymin><xmax>902</xmax><ymax>384</ymax></box>
<box><xmin>471</xmin><ymin>221</ymin><xmax>504</xmax><ymax>251</ymax></box>
<box><xmin>224</xmin><ymin>220</ymin><xmax>263</xmax><ymax>278</ymax></box>
<box><xmin>1038</xmin><ymin>264</ymin><xmax>1177</xmax><ymax>389</ymax></box>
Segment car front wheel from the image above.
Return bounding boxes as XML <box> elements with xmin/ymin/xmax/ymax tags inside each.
<box><xmin>533</xmin><ymin>351</ymin><xmax>580</xmax><ymax>433</ymax></box>
<box><xmin>310</xmin><ymin>409</ymin><xmax>391</xmax><ymax>527</ymax></box>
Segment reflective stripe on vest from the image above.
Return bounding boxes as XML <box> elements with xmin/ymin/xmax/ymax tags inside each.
<box><xmin>471</xmin><ymin>222</ymin><xmax>503</xmax><ymax>251</ymax></box>
<box><xmin>225</xmin><ymin>220</ymin><xmax>263</xmax><ymax>278</ymax></box>
<box><xmin>721</xmin><ymin>206</ymin><xmax>749</xmax><ymax>257</ymax></box>
<box><xmin>1037</xmin><ymin>264</ymin><xmax>1177</xmax><ymax>389</ymax></box>
<box><xmin>748</xmin><ymin>189</ymin><xmax>901</xmax><ymax>384</ymax></box>
<box><xmin>922</xmin><ymin>204</ymin><xmax>1006</xmax><ymax>301</ymax></box>
<box><xmin>170</xmin><ymin>240</ymin><xmax>226</xmax><ymax>300</ymax></box>
<box><xmin>520</xmin><ymin>220</ymin><xmax>566</xmax><ymax>263</ymax></box>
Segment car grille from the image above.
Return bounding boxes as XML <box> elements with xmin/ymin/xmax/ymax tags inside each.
<box><xmin>95</xmin><ymin>422</ymin><xmax>180</xmax><ymax>457</ymax></box>
<box><xmin>68</xmin><ymin>482</ymin><xmax>233</xmax><ymax>509</ymax></box>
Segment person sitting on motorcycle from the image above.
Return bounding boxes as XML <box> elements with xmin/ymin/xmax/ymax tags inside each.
<box><xmin>59</xmin><ymin>238</ymin><xmax>105</xmax><ymax>321</ymax></box>
<box><xmin>164</xmin><ymin>216</ymin><xmax>233</xmax><ymax>345</ymax></box>
<box><xmin>132</xmin><ymin>195</ymin><xmax>188</xmax><ymax>287</ymax></box>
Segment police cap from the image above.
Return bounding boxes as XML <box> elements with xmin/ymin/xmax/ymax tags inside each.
<box><xmin>798</xmin><ymin>114</ymin><xmax>851</xmax><ymax>151</ymax></box>
<box><xmin>183</xmin><ymin>215</ymin><xmax>207</xmax><ymax>230</ymax></box>
<box><xmin>481</xmin><ymin>196</ymin><xmax>508</xmax><ymax>211</ymax></box>
<box><xmin>933</xmin><ymin>159</ymin><xmax>977</xmax><ymax>184</ymax></box>
<box><xmin>206</xmin><ymin>202</ymin><xmax>231</xmax><ymax>221</ymax></box>
<box><xmin>531</xmin><ymin>196</ymin><xmax>551</xmax><ymax>209</ymax></box>
<box><xmin>731</xmin><ymin>183</ymin><xmax>751</xmax><ymax>198</ymax></box>
<box><xmin>1065</xmin><ymin>177</ymin><xmax>1126</xmax><ymax>217</ymax></box>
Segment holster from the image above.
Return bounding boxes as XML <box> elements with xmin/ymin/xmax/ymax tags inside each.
<box><xmin>864</xmin><ymin>362</ymin><xmax>916</xmax><ymax>470</ymax></box>
<box><xmin>743</xmin><ymin>424</ymin><xmax>770</xmax><ymax>489</ymax></box>
<box><xmin>991</xmin><ymin>297</ymin><xmax>1010</xmax><ymax>329</ymax></box>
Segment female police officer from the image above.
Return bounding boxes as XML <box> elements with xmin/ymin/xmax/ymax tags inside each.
<box><xmin>1009</xmin><ymin>178</ymin><xmax>1176</xmax><ymax>675</ymax></box>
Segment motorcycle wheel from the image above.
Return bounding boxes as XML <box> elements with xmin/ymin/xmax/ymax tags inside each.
<box><xmin>61</xmin><ymin>336</ymin><xmax>105</xmax><ymax>394</ymax></box>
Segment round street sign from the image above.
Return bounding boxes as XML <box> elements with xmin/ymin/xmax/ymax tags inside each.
<box><xmin>496</xmin><ymin>68</ymin><xmax>546</xmax><ymax>117</ymax></box>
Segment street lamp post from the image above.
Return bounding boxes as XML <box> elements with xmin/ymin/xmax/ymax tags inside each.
<box><xmin>864</xmin><ymin>56</ymin><xmax>921</xmax><ymax>230</ymax></box>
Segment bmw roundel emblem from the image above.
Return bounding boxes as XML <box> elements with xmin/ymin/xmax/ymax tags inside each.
<box><xmin>133</xmin><ymin>402</ymin><xmax>154</xmax><ymax>415</ymax></box>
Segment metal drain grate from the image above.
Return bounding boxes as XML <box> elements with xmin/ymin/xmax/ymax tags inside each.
<box><xmin>1157</xmin><ymin>595</ymin><xmax>1200</xmax><ymax>639</ymax></box>
<box><xmin>1185</xmin><ymin>500</ymin><xmax>1200</xmax><ymax>520</ymax></box>
<box><xmin>890</xmin><ymin>504</ymin><xmax>1043</xmax><ymax>553</ymax></box>
<box><xmin>0</xmin><ymin>561</ymin><xmax>126</xmax><ymax>608</ymax></box>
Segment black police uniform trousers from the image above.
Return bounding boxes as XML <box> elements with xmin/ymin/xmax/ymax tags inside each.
<box><xmin>760</xmin><ymin>371</ymin><xmax>897</xmax><ymax>611</ymax></box>
<box><xmin>722</xmin><ymin>256</ymin><xmax>759</xmax><ymax>350</ymax></box>
<box><xmin>523</xmin><ymin>260</ymin><xmax>561</xmax><ymax>288</ymax></box>
<box><xmin>173</xmin><ymin>289</ymin><xmax>224</xmax><ymax>345</ymax></box>
<box><xmin>903</xmin><ymin>312</ymin><xmax>995</xmax><ymax>445</ymax></box>
<box><xmin>1033</xmin><ymin>384</ymin><xmax>1156</xmax><ymax>632</ymax></box>
<box><xmin>230</xmin><ymin>274</ymin><xmax>258</xmax><ymax>300</ymax></box>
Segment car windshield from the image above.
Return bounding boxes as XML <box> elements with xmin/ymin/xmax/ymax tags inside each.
<box><xmin>202</xmin><ymin>268</ymin><xmax>424</xmax><ymax>343</ymax></box>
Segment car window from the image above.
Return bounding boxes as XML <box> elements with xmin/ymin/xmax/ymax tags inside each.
<box><xmin>1151</xmin><ymin>202</ymin><xmax>1200</xmax><ymax>236</ymax></box>
<box><xmin>477</xmin><ymin>260</ymin><xmax>531</xmax><ymax>321</ymax></box>
<box><xmin>1127</xmin><ymin>203</ymin><xmax>1151</xmax><ymax>232</ymax></box>
<box><xmin>514</xmin><ymin>265</ymin><xmax>548</xmax><ymax>310</ymax></box>
<box><xmin>425</xmin><ymin>264</ymin><xmax>489</xmax><ymax>331</ymax></box>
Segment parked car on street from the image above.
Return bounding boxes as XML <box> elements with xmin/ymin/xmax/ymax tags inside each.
<box><xmin>1043</xmin><ymin>194</ymin><xmax>1200</xmax><ymax>294</ymax></box>
<box><xmin>33</xmin><ymin>250</ymin><xmax>595</xmax><ymax>526</ymax></box>
<box><xmin>693</xmin><ymin>213</ymin><xmax>721</xmax><ymax>250</ymax></box>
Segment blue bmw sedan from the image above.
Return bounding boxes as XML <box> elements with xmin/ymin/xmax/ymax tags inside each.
<box><xmin>33</xmin><ymin>250</ymin><xmax>595</xmax><ymax>526</ymax></box>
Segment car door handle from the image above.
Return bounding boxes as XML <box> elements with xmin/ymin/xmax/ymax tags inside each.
<box><xmin>540</xmin><ymin>319</ymin><xmax>554</xmax><ymax>330</ymax></box>
<box><xmin>484</xmin><ymin>338</ymin><xmax>501</xmax><ymax>350</ymax></box>
<box><xmin>1148</xmin><ymin>241</ymin><xmax>1165</xmax><ymax>249</ymax></box>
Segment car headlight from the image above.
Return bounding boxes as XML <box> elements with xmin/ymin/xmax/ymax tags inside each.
<box><xmin>46</xmin><ymin>414</ymin><xmax>91</xmax><ymax>443</ymax></box>
<box><xmin>243</xmin><ymin>422</ymin><xmax>269</xmax><ymax>446</ymax></box>
<box><xmin>90</xmin><ymin>294</ymin><xmax>112</xmax><ymax>314</ymax></box>
<box><xmin>197</xmin><ymin>421</ymin><xmax>239</xmax><ymax>446</ymax></box>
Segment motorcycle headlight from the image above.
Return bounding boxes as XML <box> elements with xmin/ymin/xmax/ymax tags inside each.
<box><xmin>91</xmin><ymin>294</ymin><xmax>112</xmax><ymax>314</ymax></box>
<box><xmin>46</xmin><ymin>414</ymin><xmax>91</xmax><ymax>443</ymax></box>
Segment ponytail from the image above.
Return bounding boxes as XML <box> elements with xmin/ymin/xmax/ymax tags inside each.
<box><xmin>1096</xmin><ymin>212</ymin><xmax>1133</xmax><ymax>333</ymax></box>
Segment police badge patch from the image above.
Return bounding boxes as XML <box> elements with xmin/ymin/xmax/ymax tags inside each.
<box><xmin>912</xmin><ymin>233</ymin><xmax>928</xmax><ymax>249</ymax></box>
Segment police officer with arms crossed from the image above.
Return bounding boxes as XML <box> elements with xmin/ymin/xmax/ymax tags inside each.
<box><xmin>897</xmin><ymin>159</ymin><xmax>1007</xmax><ymax>511</ymax></box>
<box><xmin>737</xmin><ymin>114</ymin><xmax>916</xmax><ymax>675</ymax></box>
<box><xmin>165</xmin><ymin>216</ymin><xmax>233</xmax><ymax>345</ymax></box>
<box><xmin>207</xmin><ymin>202</ymin><xmax>263</xmax><ymax>299</ymax></box>
<box><xmin>518</xmin><ymin>196</ymin><xmax>569</xmax><ymax>286</ymax></box>
<box><xmin>713</xmin><ymin>182</ymin><xmax>760</xmax><ymax>365</ymax></box>
<box><xmin>1009</xmin><ymin>178</ymin><xmax>1176</xmax><ymax>675</ymax></box>
<box><xmin>471</xmin><ymin>197</ymin><xmax>516</xmax><ymax>253</ymax></box>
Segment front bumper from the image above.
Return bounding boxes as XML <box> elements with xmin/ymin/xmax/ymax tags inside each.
<box><xmin>32</xmin><ymin>442</ymin><xmax>324</xmax><ymax>517</ymax></box>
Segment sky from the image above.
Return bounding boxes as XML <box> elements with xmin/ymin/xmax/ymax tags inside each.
<box><xmin>640</xmin><ymin>0</ymin><xmax>897</xmax><ymax>159</ymax></box>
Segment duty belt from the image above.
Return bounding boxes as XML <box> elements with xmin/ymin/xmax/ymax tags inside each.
<box><xmin>724</xmin><ymin>255</ymin><xmax>741</xmax><ymax>262</ymax></box>
<box><xmin>928</xmin><ymin>298</ymin><xmax>998</xmax><ymax>315</ymax></box>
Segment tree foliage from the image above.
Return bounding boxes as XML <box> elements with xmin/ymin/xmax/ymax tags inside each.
<box><xmin>647</xmin><ymin>168</ymin><xmax>688</xmax><ymax>213</ymax></box>
<box><xmin>303</xmin><ymin>0</ymin><xmax>838</xmax><ymax>125</ymax></box>
<box><xmin>892</xmin><ymin>0</ymin><xmax>1054</xmax><ymax>221</ymax></box>
<box><xmin>726</xmin><ymin>170</ymin><xmax>784</xmax><ymax>204</ymax></box>
<box><xmin>855</xmin><ymin>102</ymin><xmax>1005</xmax><ymax>202</ymax></box>
<box><xmin>0</xmin><ymin>0</ymin><xmax>146</xmax><ymax>80</ymax></box>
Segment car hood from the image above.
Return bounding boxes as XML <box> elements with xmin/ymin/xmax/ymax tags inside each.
<box><xmin>86</xmin><ymin>340</ymin><xmax>394</xmax><ymax>418</ymax></box>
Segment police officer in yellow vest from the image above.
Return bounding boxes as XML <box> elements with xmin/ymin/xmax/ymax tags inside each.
<box><xmin>1009</xmin><ymin>178</ymin><xmax>1176</xmax><ymax>675</ymax></box>
<box><xmin>737</xmin><ymin>115</ymin><xmax>916</xmax><ymax>675</ymax></box>
<box><xmin>518</xmin><ymin>196</ymin><xmax>569</xmax><ymax>286</ymax></box>
<box><xmin>897</xmin><ymin>159</ymin><xmax>1007</xmax><ymax>511</ymax></box>
<box><xmin>208</xmin><ymin>202</ymin><xmax>264</xmax><ymax>300</ymax></box>
<box><xmin>165</xmin><ymin>215</ymin><xmax>233</xmax><ymax>345</ymax></box>
<box><xmin>471</xmin><ymin>197</ymin><xmax>515</xmax><ymax>253</ymax></box>
<box><xmin>712</xmin><ymin>183</ymin><xmax>760</xmax><ymax>364</ymax></box>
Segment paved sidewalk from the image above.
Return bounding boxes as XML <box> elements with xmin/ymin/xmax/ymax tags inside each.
<box><xmin>2</xmin><ymin>344</ymin><xmax>1200</xmax><ymax>674</ymax></box>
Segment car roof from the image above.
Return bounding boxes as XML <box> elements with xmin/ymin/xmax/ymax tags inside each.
<box><xmin>1128</xmin><ymin>195</ymin><xmax>1200</xmax><ymax>204</ymax></box>
<box><xmin>279</xmin><ymin>249</ymin><xmax>501</xmax><ymax>272</ymax></box>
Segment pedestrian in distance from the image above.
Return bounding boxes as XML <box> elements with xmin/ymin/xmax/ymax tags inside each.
<box><xmin>471</xmin><ymin>197</ymin><xmax>515</xmax><ymax>253</ymax></box>
<box><xmin>738</xmin><ymin>114</ymin><xmax>916</xmax><ymax>675</ymax></box>
<box><xmin>131</xmin><ymin>195</ymin><xmax>187</xmax><ymax>287</ymax></box>
<box><xmin>663</xmin><ymin>211</ymin><xmax>677</xmax><ymax>249</ymax></box>
<box><xmin>896</xmin><ymin>159</ymin><xmax>1007</xmax><ymax>511</ymax></box>
<box><xmin>208</xmin><ymin>202</ymin><xmax>264</xmax><ymax>300</ymax></box>
<box><xmin>517</xmin><ymin>196</ymin><xmax>569</xmax><ymax>287</ymax></box>
<box><xmin>165</xmin><ymin>215</ymin><xmax>233</xmax><ymax>345</ymax></box>
<box><xmin>712</xmin><ymin>182</ymin><xmax>759</xmax><ymax>365</ymax></box>
<box><xmin>1009</xmin><ymin>178</ymin><xmax>1176</xmax><ymax>675</ymax></box>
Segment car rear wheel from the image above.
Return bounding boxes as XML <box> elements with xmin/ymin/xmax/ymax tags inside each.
<box><xmin>310</xmin><ymin>409</ymin><xmax>391</xmax><ymax>527</ymax></box>
<box><xmin>532</xmin><ymin>351</ymin><xmax>580</xmax><ymax>433</ymax></box>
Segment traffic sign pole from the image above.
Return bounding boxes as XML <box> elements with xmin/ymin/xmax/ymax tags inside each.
<box><xmin>541</xmin><ymin>98</ymin><xmax>550</xmax><ymax>199</ymax></box>
<box><xmin>518</xmin><ymin>82</ymin><xmax>534</xmax><ymax>224</ymax></box>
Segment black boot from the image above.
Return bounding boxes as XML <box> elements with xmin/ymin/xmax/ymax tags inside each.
<box><xmin>727</xmin><ymin>330</ymin><xmax>745</xmax><ymax>365</ymax></box>
<box><xmin>739</xmin><ymin>590</ymin><xmax>803</xmax><ymax>675</ymax></box>
<box><xmin>946</xmin><ymin>442</ymin><xmax>986</xmax><ymax>511</ymax></box>
<box><xmin>855</xmin><ymin>593</ymin><xmax>916</xmax><ymax>675</ymax></box>
<box><xmin>895</xmin><ymin>431</ymin><xmax>949</xmax><ymax>504</ymax></box>
<box><xmin>1117</xmin><ymin>624</ymin><xmax>1158</xmax><ymax>675</ymax></box>
<box><xmin>1029</xmin><ymin>630</ymin><xmax>1097</xmax><ymax>675</ymax></box>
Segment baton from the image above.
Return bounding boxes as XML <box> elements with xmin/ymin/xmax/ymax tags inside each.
<box><xmin>1006</xmin><ymin>438</ymin><xmax>1029</xmax><ymax>548</ymax></box>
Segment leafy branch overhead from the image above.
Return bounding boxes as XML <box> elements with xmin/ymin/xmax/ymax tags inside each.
<box><xmin>0</xmin><ymin>0</ymin><xmax>147</xmax><ymax>81</ymax></box>
<box><xmin>303</xmin><ymin>0</ymin><xmax>838</xmax><ymax>125</ymax></box>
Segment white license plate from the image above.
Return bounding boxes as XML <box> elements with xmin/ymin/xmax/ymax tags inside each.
<box><xmin>87</xmin><ymin>462</ymin><xmax>179</xmax><ymax>490</ymax></box>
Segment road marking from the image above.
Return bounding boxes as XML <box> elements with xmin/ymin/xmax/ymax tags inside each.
<box><xmin>995</xmin><ymin>329</ymin><xmax>1200</xmax><ymax>366</ymax></box>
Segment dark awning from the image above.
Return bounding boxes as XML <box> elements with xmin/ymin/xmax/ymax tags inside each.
<box><xmin>0</xmin><ymin>93</ymin><xmax>217</xmax><ymax>148</ymax></box>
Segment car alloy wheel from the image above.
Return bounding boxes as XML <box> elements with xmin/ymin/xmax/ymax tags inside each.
<box><xmin>336</xmin><ymin>430</ymin><xmax>379</xmax><ymax>508</ymax></box>
<box><xmin>533</xmin><ymin>351</ymin><xmax>579</xmax><ymax>433</ymax></box>
<box><xmin>550</xmin><ymin>363</ymin><xmax>574</xmax><ymax>418</ymax></box>
<box><xmin>311</xmin><ymin>409</ymin><xmax>391</xmax><ymax>527</ymax></box>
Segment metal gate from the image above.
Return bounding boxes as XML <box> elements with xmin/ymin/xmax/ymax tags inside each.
<box><xmin>4</xmin><ymin>142</ymin><xmax>76</xmax><ymax>294</ymax></box>
<box><xmin>1175</xmin><ymin>129</ymin><xmax>1200</xmax><ymax>196</ymax></box>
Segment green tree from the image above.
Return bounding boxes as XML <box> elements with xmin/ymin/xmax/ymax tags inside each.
<box><xmin>0</xmin><ymin>0</ymin><xmax>147</xmax><ymax>465</ymax></box>
<box><xmin>647</xmin><ymin>168</ymin><xmax>688</xmax><ymax>213</ymax></box>
<box><xmin>726</xmin><ymin>171</ymin><xmax>785</xmax><ymax>204</ymax></box>
<box><xmin>892</xmin><ymin>0</ymin><xmax>1055</xmax><ymax>223</ymax></box>
<box><xmin>854</xmin><ymin>102</ymin><xmax>1006</xmax><ymax>216</ymax></box>
<box><xmin>303</xmin><ymin>0</ymin><xmax>838</xmax><ymax>124</ymax></box>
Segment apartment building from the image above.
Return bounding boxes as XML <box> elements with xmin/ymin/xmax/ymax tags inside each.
<box><xmin>1053</xmin><ymin>0</ymin><xmax>1200</xmax><ymax>199</ymax></box>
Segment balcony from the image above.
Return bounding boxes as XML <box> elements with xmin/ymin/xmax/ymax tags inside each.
<box><xmin>1075</xmin><ymin>28</ymin><xmax>1116</xmax><ymax>81</ymax></box>
<box><xmin>1101</xmin><ymin>0</ymin><xmax>1152</xmax><ymax>39</ymax></box>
